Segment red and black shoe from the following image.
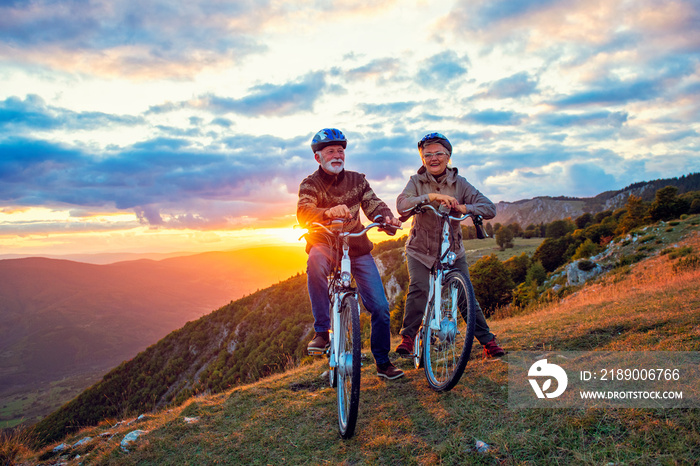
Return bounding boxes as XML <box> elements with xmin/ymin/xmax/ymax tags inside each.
<box><xmin>395</xmin><ymin>334</ymin><xmax>414</xmax><ymax>358</ymax></box>
<box><xmin>483</xmin><ymin>338</ymin><xmax>506</xmax><ymax>358</ymax></box>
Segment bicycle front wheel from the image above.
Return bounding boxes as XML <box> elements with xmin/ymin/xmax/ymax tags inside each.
<box><xmin>337</xmin><ymin>295</ymin><xmax>361</xmax><ymax>438</ymax></box>
<box><xmin>423</xmin><ymin>270</ymin><xmax>476</xmax><ymax>392</ymax></box>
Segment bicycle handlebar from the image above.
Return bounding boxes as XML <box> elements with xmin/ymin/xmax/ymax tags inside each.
<box><xmin>400</xmin><ymin>202</ymin><xmax>488</xmax><ymax>239</ymax></box>
<box><xmin>302</xmin><ymin>215</ymin><xmax>402</xmax><ymax>239</ymax></box>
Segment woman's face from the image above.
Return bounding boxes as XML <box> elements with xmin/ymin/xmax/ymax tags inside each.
<box><xmin>421</xmin><ymin>142</ymin><xmax>450</xmax><ymax>176</ymax></box>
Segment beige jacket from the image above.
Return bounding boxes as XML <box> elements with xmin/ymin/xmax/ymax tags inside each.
<box><xmin>396</xmin><ymin>166</ymin><xmax>496</xmax><ymax>268</ymax></box>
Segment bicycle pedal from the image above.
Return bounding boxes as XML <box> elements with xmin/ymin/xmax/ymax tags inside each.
<box><xmin>307</xmin><ymin>347</ymin><xmax>329</xmax><ymax>356</ymax></box>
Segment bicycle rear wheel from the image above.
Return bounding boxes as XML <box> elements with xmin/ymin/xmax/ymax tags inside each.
<box><xmin>337</xmin><ymin>295</ymin><xmax>361</xmax><ymax>438</ymax></box>
<box><xmin>423</xmin><ymin>270</ymin><xmax>476</xmax><ymax>392</ymax></box>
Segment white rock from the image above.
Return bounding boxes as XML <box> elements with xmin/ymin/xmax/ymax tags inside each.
<box><xmin>72</xmin><ymin>437</ymin><xmax>92</xmax><ymax>448</ymax></box>
<box><xmin>475</xmin><ymin>439</ymin><xmax>491</xmax><ymax>453</ymax></box>
<box><xmin>120</xmin><ymin>430</ymin><xmax>148</xmax><ymax>452</ymax></box>
<box><xmin>566</xmin><ymin>260</ymin><xmax>603</xmax><ymax>286</ymax></box>
<box><xmin>52</xmin><ymin>443</ymin><xmax>68</xmax><ymax>453</ymax></box>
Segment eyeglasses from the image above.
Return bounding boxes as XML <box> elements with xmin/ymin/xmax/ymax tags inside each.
<box><xmin>422</xmin><ymin>151</ymin><xmax>448</xmax><ymax>160</ymax></box>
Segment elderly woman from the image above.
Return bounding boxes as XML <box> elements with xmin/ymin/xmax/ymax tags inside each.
<box><xmin>395</xmin><ymin>132</ymin><xmax>505</xmax><ymax>358</ymax></box>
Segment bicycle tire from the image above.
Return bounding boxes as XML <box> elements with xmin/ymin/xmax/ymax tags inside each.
<box><xmin>423</xmin><ymin>270</ymin><xmax>476</xmax><ymax>392</ymax></box>
<box><xmin>337</xmin><ymin>295</ymin><xmax>361</xmax><ymax>438</ymax></box>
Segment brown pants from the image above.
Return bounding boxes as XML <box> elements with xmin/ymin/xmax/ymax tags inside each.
<box><xmin>400</xmin><ymin>254</ymin><xmax>495</xmax><ymax>345</ymax></box>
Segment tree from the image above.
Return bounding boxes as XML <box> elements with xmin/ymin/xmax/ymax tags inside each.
<box><xmin>545</xmin><ymin>219</ymin><xmax>574</xmax><ymax>238</ymax></box>
<box><xmin>525</xmin><ymin>261</ymin><xmax>547</xmax><ymax>286</ymax></box>
<box><xmin>649</xmin><ymin>186</ymin><xmax>690</xmax><ymax>221</ymax></box>
<box><xmin>575</xmin><ymin>212</ymin><xmax>594</xmax><ymax>229</ymax></box>
<box><xmin>572</xmin><ymin>238</ymin><xmax>601</xmax><ymax>260</ymax></box>
<box><xmin>533</xmin><ymin>235</ymin><xmax>576</xmax><ymax>272</ymax></box>
<box><xmin>503</xmin><ymin>253</ymin><xmax>530</xmax><ymax>285</ymax></box>
<box><xmin>461</xmin><ymin>224</ymin><xmax>477</xmax><ymax>240</ymax></box>
<box><xmin>507</xmin><ymin>222</ymin><xmax>524</xmax><ymax>237</ymax></box>
<box><xmin>389</xmin><ymin>293</ymin><xmax>406</xmax><ymax>335</ymax></box>
<box><xmin>469</xmin><ymin>254</ymin><xmax>515</xmax><ymax>317</ymax></box>
<box><xmin>496</xmin><ymin>225</ymin><xmax>514</xmax><ymax>250</ymax></box>
<box><xmin>616</xmin><ymin>194</ymin><xmax>648</xmax><ymax>234</ymax></box>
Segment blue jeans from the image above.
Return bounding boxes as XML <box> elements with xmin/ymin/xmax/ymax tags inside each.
<box><xmin>306</xmin><ymin>244</ymin><xmax>392</xmax><ymax>365</ymax></box>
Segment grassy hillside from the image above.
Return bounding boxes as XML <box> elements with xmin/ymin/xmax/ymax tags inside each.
<box><xmin>8</xmin><ymin>228</ymin><xmax>700</xmax><ymax>465</ymax></box>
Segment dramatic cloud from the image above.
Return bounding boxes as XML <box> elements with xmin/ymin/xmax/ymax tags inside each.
<box><xmin>0</xmin><ymin>135</ymin><xmax>313</xmax><ymax>228</ymax></box>
<box><xmin>0</xmin><ymin>0</ymin><xmax>265</xmax><ymax>76</ymax></box>
<box><xmin>0</xmin><ymin>0</ymin><xmax>698</xmax><ymax>254</ymax></box>
<box><xmin>201</xmin><ymin>72</ymin><xmax>329</xmax><ymax>117</ymax></box>
<box><xmin>482</xmin><ymin>72</ymin><xmax>539</xmax><ymax>99</ymax></box>
<box><xmin>0</xmin><ymin>95</ymin><xmax>143</xmax><ymax>131</ymax></box>
<box><xmin>415</xmin><ymin>51</ymin><xmax>470</xmax><ymax>89</ymax></box>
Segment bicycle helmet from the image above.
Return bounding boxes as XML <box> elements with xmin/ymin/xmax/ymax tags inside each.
<box><xmin>418</xmin><ymin>132</ymin><xmax>452</xmax><ymax>154</ymax></box>
<box><xmin>311</xmin><ymin>128</ymin><xmax>347</xmax><ymax>152</ymax></box>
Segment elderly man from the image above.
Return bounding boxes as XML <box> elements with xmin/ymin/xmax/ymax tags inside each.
<box><xmin>297</xmin><ymin>128</ymin><xmax>404</xmax><ymax>380</ymax></box>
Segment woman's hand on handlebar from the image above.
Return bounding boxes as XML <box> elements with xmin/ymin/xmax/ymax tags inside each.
<box><xmin>428</xmin><ymin>194</ymin><xmax>467</xmax><ymax>214</ymax></box>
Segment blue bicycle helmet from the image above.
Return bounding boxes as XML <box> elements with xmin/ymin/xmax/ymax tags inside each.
<box><xmin>311</xmin><ymin>128</ymin><xmax>347</xmax><ymax>152</ymax></box>
<box><xmin>418</xmin><ymin>132</ymin><xmax>452</xmax><ymax>154</ymax></box>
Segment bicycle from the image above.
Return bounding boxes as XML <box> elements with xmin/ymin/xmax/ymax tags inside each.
<box><xmin>399</xmin><ymin>203</ymin><xmax>487</xmax><ymax>392</ymax></box>
<box><xmin>302</xmin><ymin>215</ymin><xmax>399</xmax><ymax>438</ymax></box>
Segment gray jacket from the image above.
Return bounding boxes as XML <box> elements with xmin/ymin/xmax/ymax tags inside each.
<box><xmin>396</xmin><ymin>166</ymin><xmax>496</xmax><ymax>268</ymax></box>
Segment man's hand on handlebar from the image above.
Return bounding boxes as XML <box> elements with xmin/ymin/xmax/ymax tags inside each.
<box><xmin>324</xmin><ymin>204</ymin><xmax>352</xmax><ymax>220</ymax></box>
<box><xmin>376</xmin><ymin>215</ymin><xmax>401</xmax><ymax>236</ymax></box>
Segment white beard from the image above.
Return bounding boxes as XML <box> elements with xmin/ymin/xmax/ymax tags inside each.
<box><xmin>321</xmin><ymin>158</ymin><xmax>344</xmax><ymax>175</ymax></box>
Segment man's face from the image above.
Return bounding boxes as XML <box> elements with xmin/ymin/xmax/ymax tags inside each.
<box><xmin>421</xmin><ymin>142</ymin><xmax>450</xmax><ymax>176</ymax></box>
<box><xmin>315</xmin><ymin>144</ymin><xmax>345</xmax><ymax>175</ymax></box>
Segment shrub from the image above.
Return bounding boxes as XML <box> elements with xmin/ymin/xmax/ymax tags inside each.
<box><xmin>503</xmin><ymin>253</ymin><xmax>530</xmax><ymax>285</ymax></box>
<box><xmin>572</xmin><ymin>238</ymin><xmax>601</xmax><ymax>260</ymax></box>
<box><xmin>469</xmin><ymin>254</ymin><xmax>515</xmax><ymax>317</ymax></box>
<box><xmin>533</xmin><ymin>236</ymin><xmax>576</xmax><ymax>272</ymax></box>
<box><xmin>673</xmin><ymin>255</ymin><xmax>700</xmax><ymax>273</ymax></box>
<box><xmin>525</xmin><ymin>261</ymin><xmax>547</xmax><ymax>286</ymax></box>
<box><xmin>663</xmin><ymin>246</ymin><xmax>693</xmax><ymax>259</ymax></box>
<box><xmin>577</xmin><ymin>260</ymin><xmax>596</xmax><ymax>272</ymax></box>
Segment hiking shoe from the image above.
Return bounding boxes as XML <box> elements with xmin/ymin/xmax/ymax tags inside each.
<box><xmin>483</xmin><ymin>338</ymin><xmax>505</xmax><ymax>358</ymax></box>
<box><xmin>395</xmin><ymin>334</ymin><xmax>414</xmax><ymax>358</ymax></box>
<box><xmin>307</xmin><ymin>331</ymin><xmax>330</xmax><ymax>355</ymax></box>
<box><xmin>377</xmin><ymin>362</ymin><xmax>404</xmax><ymax>380</ymax></box>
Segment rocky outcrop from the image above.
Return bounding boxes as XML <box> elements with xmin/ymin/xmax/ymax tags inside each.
<box><xmin>492</xmin><ymin>197</ymin><xmax>588</xmax><ymax>227</ymax></box>
<box><xmin>566</xmin><ymin>260</ymin><xmax>604</xmax><ymax>286</ymax></box>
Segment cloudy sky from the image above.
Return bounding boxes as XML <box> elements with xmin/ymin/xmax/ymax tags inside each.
<box><xmin>1</xmin><ymin>0</ymin><xmax>699</xmax><ymax>256</ymax></box>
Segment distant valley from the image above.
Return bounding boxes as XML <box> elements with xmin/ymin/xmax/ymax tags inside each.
<box><xmin>0</xmin><ymin>246</ymin><xmax>307</xmax><ymax>425</ymax></box>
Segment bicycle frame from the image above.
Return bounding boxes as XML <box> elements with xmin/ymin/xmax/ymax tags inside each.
<box><xmin>419</xmin><ymin>205</ymin><xmax>476</xmax><ymax>336</ymax></box>
<box><xmin>302</xmin><ymin>216</ymin><xmax>399</xmax><ymax>438</ymax></box>
<box><xmin>328</xmin><ymin>232</ymin><xmax>358</xmax><ymax>376</ymax></box>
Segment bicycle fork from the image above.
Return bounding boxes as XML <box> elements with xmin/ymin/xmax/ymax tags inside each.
<box><xmin>329</xmin><ymin>242</ymin><xmax>356</xmax><ymax>372</ymax></box>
